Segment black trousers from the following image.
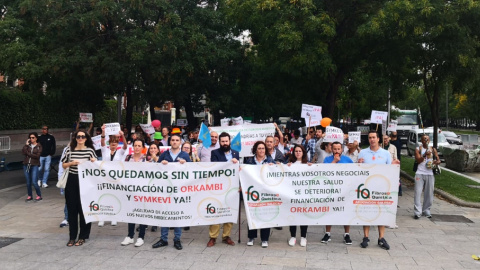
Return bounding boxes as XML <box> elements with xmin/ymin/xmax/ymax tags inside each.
<box><xmin>65</xmin><ymin>173</ymin><xmax>91</xmax><ymax>241</ymax></box>
<box><xmin>289</xmin><ymin>225</ymin><xmax>308</xmax><ymax>238</ymax></box>
<box><xmin>247</xmin><ymin>228</ymin><xmax>271</xmax><ymax>241</ymax></box>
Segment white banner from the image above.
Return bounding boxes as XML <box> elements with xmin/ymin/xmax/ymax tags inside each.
<box><xmin>139</xmin><ymin>123</ymin><xmax>155</xmax><ymax>135</ymax></box>
<box><xmin>79</xmin><ymin>161</ymin><xmax>240</xmax><ymax>227</ymax></box>
<box><xmin>240</xmin><ymin>163</ymin><xmax>399</xmax><ymax>229</ymax></box>
<box><xmin>210</xmin><ymin>123</ymin><xmax>275</xmax><ymax>157</ymax></box>
<box><xmin>348</xmin><ymin>132</ymin><xmax>361</xmax><ymax>143</ymax></box>
<box><xmin>370</xmin><ymin>110</ymin><xmax>388</xmax><ymax>124</ymax></box>
<box><xmin>104</xmin><ymin>123</ymin><xmax>121</xmax><ymax>136</ymax></box>
<box><xmin>301</xmin><ymin>104</ymin><xmax>322</xmax><ymax>120</ymax></box>
<box><xmin>79</xmin><ymin>112</ymin><xmax>93</xmax><ymax>123</ymax></box>
<box><xmin>324</xmin><ymin>126</ymin><xmax>344</xmax><ymax>143</ymax></box>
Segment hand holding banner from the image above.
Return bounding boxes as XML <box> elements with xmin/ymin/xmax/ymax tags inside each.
<box><xmin>348</xmin><ymin>132</ymin><xmax>361</xmax><ymax>143</ymax></box>
<box><xmin>104</xmin><ymin>123</ymin><xmax>121</xmax><ymax>136</ymax></box>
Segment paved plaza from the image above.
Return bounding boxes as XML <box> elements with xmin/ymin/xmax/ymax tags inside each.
<box><xmin>0</xmin><ymin>177</ymin><xmax>479</xmax><ymax>270</ymax></box>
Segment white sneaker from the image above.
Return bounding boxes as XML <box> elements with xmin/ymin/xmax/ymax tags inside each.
<box><xmin>37</xmin><ymin>180</ymin><xmax>41</xmax><ymax>187</ymax></box>
<box><xmin>247</xmin><ymin>238</ymin><xmax>254</xmax><ymax>246</ymax></box>
<box><xmin>42</xmin><ymin>183</ymin><xmax>48</xmax><ymax>188</ymax></box>
<box><xmin>300</xmin><ymin>237</ymin><xmax>307</xmax><ymax>247</ymax></box>
<box><xmin>261</xmin><ymin>241</ymin><xmax>268</xmax><ymax>248</ymax></box>
<box><xmin>111</xmin><ymin>221</ymin><xmax>117</xmax><ymax>226</ymax></box>
<box><xmin>134</xmin><ymin>238</ymin><xmax>144</xmax><ymax>247</ymax></box>
<box><xmin>387</xmin><ymin>224</ymin><xmax>399</xmax><ymax>229</ymax></box>
<box><xmin>59</xmin><ymin>220</ymin><xmax>69</xmax><ymax>228</ymax></box>
<box><xmin>98</xmin><ymin>221</ymin><xmax>105</xmax><ymax>227</ymax></box>
<box><xmin>288</xmin><ymin>237</ymin><xmax>296</xmax><ymax>246</ymax></box>
<box><xmin>121</xmin><ymin>237</ymin><xmax>134</xmax><ymax>246</ymax></box>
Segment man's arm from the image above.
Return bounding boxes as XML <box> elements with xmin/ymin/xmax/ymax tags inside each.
<box><xmin>51</xmin><ymin>135</ymin><xmax>56</xmax><ymax>155</ymax></box>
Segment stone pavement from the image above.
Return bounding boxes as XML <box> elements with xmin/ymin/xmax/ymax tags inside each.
<box><xmin>0</xmin><ymin>179</ymin><xmax>479</xmax><ymax>270</ymax></box>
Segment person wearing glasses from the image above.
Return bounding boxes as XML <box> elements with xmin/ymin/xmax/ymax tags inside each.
<box><xmin>22</xmin><ymin>132</ymin><xmax>43</xmax><ymax>202</ymax></box>
<box><xmin>182</xmin><ymin>141</ymin><xmax>200</xmax><ymax>162</ymax></box>
<box><xmin>62</xmin><ymin>131</ymin><xmax>97</xmax><ymax>247</ymax></box>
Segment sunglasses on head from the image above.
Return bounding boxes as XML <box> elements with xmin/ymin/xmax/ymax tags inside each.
<box><xmin>76</xmin><ymin>135</ymin><xmax>86</xmax><ymax>139</ymax></box>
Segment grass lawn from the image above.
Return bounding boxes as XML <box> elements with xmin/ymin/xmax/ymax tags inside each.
<box><xmin>401</xmin><ymin>156</ymin><xmax>480</xmax><ymax>203</ymax></box>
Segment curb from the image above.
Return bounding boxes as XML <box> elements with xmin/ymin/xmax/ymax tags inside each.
<box><xmin>400</xmin><ymin>170</ymin><xmax>480</xmax><ymax>208</ymax></box>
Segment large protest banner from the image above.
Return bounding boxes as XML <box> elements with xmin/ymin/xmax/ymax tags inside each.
<box><xmin>79</xmin><ymin>161</ymin><xmax>240</xmax><ymax>227</ymax></box>
<box><xmin>240</xmin><ymin>163</ymin><xmax>399</xmax><ymax>229</ymax></box>
<box><xmin>210</xmin><ymin>123</ymin><xmax>275</xmax><ymax>157</ymax></box>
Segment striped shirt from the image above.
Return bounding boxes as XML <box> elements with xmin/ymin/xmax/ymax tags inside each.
<box><xmin>61</xmin><ymin>148</ymin><xmax>97</xmax><ymax>174</ymax></box>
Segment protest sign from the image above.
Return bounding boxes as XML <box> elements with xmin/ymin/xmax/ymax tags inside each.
<box><xmin>79</xmin><ymin>161</ymin><xmax>239</xmax><ymax>227</ymax></box>
<box><xmin>324</xmin><ymin>126</ymin><xmax>344</xmax><ymax>143</ymax></box>
<box><xmin>79</xmin><ymin>113</ymin><xmax>93</xmax><ymax>123</ymax></box>
<box><xmin>220</xmin><ymin>118</ymin><xmax>231</xmax><ymax>127</ymax></box>
<box><xmin>104</xmin><ymin>123</ymin><xmax>121</xmax><ymax>136</ymax></box>
<box><xmin>370</xmin><ymin>110</ymin><xmax>388</xmax><ymax>124</ymax></box>
<box><xmin>387</xmin><ymin>121</ymin><xmax>397</xmax><ymax>132</ymax></box>
<box><xmin>91</xmin><ymin>135</ymin><xmax>107</xmax><ymax>150</ymax></box>
<box><xmin>348</xmin><ymin>131</ymin><xmax>361</xmax><ymax>143</ymax></box>
<box><xmin>382</xmin><ymin>120</ymin><xmax>387</xmax><ymax>135</ymax></box>
<box><xmin>210</xmin><ymin>123</ymin><xmax>275</xmax><ymax>157</ymax></box>
<box><xmin>301</xmin><ymin>104</ymin><xmax>322</xmax><ymax>120</ymax></box>
<box><xmin>177</xmin><ymin>119</ymin><xmax>188</xmax><ymax>126</ymax></box>
<box><xmin>240</xmin><ymin>163</ymin><xmax>399</xmax><ymax>229</ymax></box>
<box><xmin>139</xmin><ymin>123</ymin><xmax>155</xmax><ymax>135</ymax></box>
<box><xmin>233</xmin><ymin>116</ymin><xmax>244</xmax><ymax>126</ymax></box>
<box><xmin>303</xmin><ymin>118</ymin><xmax>321</xmax><ymax>127</ymax></box>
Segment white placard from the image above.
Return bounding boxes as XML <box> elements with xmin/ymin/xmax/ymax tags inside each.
<box><xmin>91</xmin><ymin>135</ymin><xmax>106</xmax><ymax>150</ymax></box>
<box><xmin>303</xmin><ymin>118</ymin><xmax>321</xmax><ymax>127</ymax></box>
<box><xmin>210</xmin><ymin>123</ymin><xmax>275</xmax><ymax>157</ymax></box>
<box><xmin>240</xmin><ymin>163</ymin><xmax>399</xmax><ymax>229</ymax></box>
<box><xmin>79</xmin><ymin>113</ymin><xmax>93</xmax><ymax>123</ymax></box>
<box><xmin>301</xmin><ymin>104</ymin><xmax>322</xmax><ymax>120</ymax></box>
<box><xmin>104</xmin><ymin>123</ymin><xmax>121</xmax><ymax>136</ymax></box>
<box><xmin>324</xmin><ymin>126</ymin><xmax>344</xmax><ymax>143</ymax></box>
<box><xmin>370</xmin><ymin>110</ymin><xmax>388</xmax><ymax>124</ymax></box>
<box><xmin>220</xmin><ymin>118</ymin><xmax>230</xmax><ymax>127</ymax></box>
<box><xmin>233</xmin><ymin>116</ymin><xmax>243</xmax><ymax>126</ymax></box>
<box><xmin>387</xmin><ymin>122</ymin><xmax>397</xmax><ymax>132</ymax></box>
<box><xmin>139</xmin><ymin>123</ymin><xmax>155</xmax><ymax>134</ymax></box>
<box><xmin>348</xmin><ymin>132</ymin><xmax>361</xmax><ymax>143</ymax></box>
<box><xmin>79</xmin><ymin>161</ymin><xmax>239</xmax><ymax>227</ymax></box>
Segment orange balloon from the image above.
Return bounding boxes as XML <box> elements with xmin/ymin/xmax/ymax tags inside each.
<box><xmin>320</xmin><ymin>117</ymin><xmax>332</xmax><ymax>128</ymax></box>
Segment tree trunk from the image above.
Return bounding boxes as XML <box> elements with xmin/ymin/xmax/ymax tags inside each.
<box><xmin>324</xmin><ymin>69</ymin><xmax>345</xmax><ymax>119</ymax></box>
<box><xmin>149</xmin><ymin>101</ymin><xmax>157</xmax><ymax>121</ymax></box>
<box><xmin>184</xmin><ymin>95</ymin><xmax>197</xmax><ymax>130</ymax></box>
<box><xmin>125</xmin><ymin>85</ymin><xmax>133</xmax><ymax>134</ymax></box>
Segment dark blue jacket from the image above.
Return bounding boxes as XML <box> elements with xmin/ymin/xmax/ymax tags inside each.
<box><xmin>158</xmin><ymin>150</ymin><xmax>191</xmax><ymax>163</ymax></box>
<box><xmin>211</xmin><ymin>148</ymin><xmax>240</xmax><ymax>162</ymax></box>
<box><xmin>244</xmin><ymin>155</ymin><xmax>274</xmax><ymax>165</ymax></box>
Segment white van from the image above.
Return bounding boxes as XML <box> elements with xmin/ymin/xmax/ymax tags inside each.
<box><xmin>406</xmin><ymin>129</ymin><xmax>450</xmax><ymax>158</ymax></box>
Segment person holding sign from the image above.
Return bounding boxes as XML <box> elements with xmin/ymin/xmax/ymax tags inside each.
<box><xmin>286</xmin><ymin>145</ymin><xmax>312</xmax><ymax>247</ymax></box>
<box><xmin>121</xmin><ymin>139</ymin><xmax>148</xmax><ymax>247</ymax></box>
<box><xmin>358</xmin><ymin>130</ymin><xmax>400</xmax><ymax>250</ymax></box>
<box><xmin>244</xmin><ymin>141</ymin><xmax>275</xmax><ymax>248</ymax></box>
<box><xmin>321</xmin><ymin>142</ymin><xmax>353</xmax><ymax>245</ymax></box>
<box><xmin>62</xmin><ymin>131</ymin><xmax>97</xmax><ymax>247</ymax></box>
<box><xmin>207</xmin><ymin>132</ymin><xmax>239</xmax><ymax>247</ymax></box>
<box><xmin>152</xmin><ymin>134</ymin><xmax>191</xmax><ymax>250</ymax></box>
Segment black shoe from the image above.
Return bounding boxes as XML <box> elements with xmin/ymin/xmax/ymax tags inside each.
<box><xmin>152</xmin><ymin>239</ymin><xmax>168</xmax><ymax>248</ymax></box>
<box><xmin>378</xmin><ymin>238</ymin><xmax>390</xmax><ymax>250</ymax></box>
<box><xmin>414</xmin><ymin>215</ymin><xmax>420</xmax><ymax>220</ymax></box>
<box><xmin>360</xmin><ymin>237</ymin><xmax>369</xmax><ymax>248</ymax></box>
<box><xmin>151</xmin><ymin>226</ymin><xmax>157</xmax><ymax>232</ymax></box>
<box><xmin>184</xmin><ymin>227</ymin><xmax>190</xmax><ymax>231</ymax></box>
<box><xmin>174</xmin><ymin>240</ymin><xmax>183</xmax><ymax>250</ymax></box>
<box><xmin>169</xmin><ymin>227</ymin><xmax>174</xmax><ymax>230</ymax></box>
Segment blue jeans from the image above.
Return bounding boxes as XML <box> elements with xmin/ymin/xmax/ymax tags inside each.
<box><xmin>161</xmin><ymin>227</ymin><xmax>181</xmax><ymax>242</ymax></box>
<box><xmin>38</xmin><ymin>156</ymin><xmax>51</xmax><ymax>184</ymax></box>
<box><xmin>23</xmin><ymin>165</ymin><xmax>41</xmax><ymax>197</ymax></box>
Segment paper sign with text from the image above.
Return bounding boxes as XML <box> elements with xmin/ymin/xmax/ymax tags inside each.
<box><xmin>301</xmin><ymin>104</ymin><xmax>322</xmax><ymax>120</ymax></box>
<box><xmin>139</xmin><ymin>123</ymin><xmax>155</xmax><ymax>135</ymax></box>
<box><xmin>104</xmin><ymin>123</ymin><xmax>121</xmax><ymax>136</ymax></box>
<box><xmin>370</xmin><ymin>110</ymin><xmax>388</xmax><ymax>124</ymax></box>
<box><xmin>220</xmin><ymin>118</ymin><xmax>230</xmax><ymax>127</ymax></box>
<box><xmin>233</xmin><ymin>116</ymin><xmax>244</xmax><ymax>126</ymax></box>
<box><xmin>79</xmin><ymin>113</ymin><xmax>93</xmax><ymax>123</ymax></box>
<box><xmin>387</xmin><ymin>122</ymin><xmax>397</xmax><ymax>132</ymax></box>
<box><xmin>324</xmin><ymin>126</ymin><xmax>344</xmax><ymax>143</ymax></box>
<box><xmin>348</xmin><ymin>132</ymin><xmax>361</xmax><ymax>143</ymax></box>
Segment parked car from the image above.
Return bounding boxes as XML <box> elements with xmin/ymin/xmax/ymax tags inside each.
<box><xmin>406</xmin><ymin>129</ymin><xmax>450</xmax><ymax>159</ymax></box>
<box><xmin>442</xmin><ymin>131</ymin><xmax>463</xmax><ymax>145</ymax></box>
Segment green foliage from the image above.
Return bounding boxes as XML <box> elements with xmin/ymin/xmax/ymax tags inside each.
<box><xmin>401</xmin><ymin>156</ymin><xmax>480</xmax><ymax>203</ymax></box>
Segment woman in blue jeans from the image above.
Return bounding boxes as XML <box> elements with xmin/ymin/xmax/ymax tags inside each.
<box><xmin>22</xmin><ymin>132</ymin><xmax>42</xmax><ymax>202</ymax></box>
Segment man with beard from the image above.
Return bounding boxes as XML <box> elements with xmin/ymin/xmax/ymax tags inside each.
<box><xmin>321</xmin><ymin>141</ymin><xmax>353</xmax><ymax>245</ymax></box>
<box><xmin>207</xmin><ymin>132</ymin><xmax>239</xmax><ymax>247</ymax></box>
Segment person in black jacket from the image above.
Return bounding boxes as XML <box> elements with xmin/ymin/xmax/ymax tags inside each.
<box><xmin>38</xmin><ymin>125</ymin><xmax>56</xmax><ymax>188</ymax></box>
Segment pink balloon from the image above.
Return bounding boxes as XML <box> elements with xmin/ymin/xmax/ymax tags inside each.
<box><xmin>152</xmin><ymin>120</ymin><xmax>161</xmax><ymax>128</ymax></box>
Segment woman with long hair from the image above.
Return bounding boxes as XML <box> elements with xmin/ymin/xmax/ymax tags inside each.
<box><xmin>62</xmin><ymin>130</ymin><xmax>97</xmax><ymax>247</ymax></box>
<box><xmin>181</xmin><ymin>141</ymin><xmax>200</xmax><ymax>162</ymax></box>
<box><xmin>287</xmin><ymin>144</ymin><xmax>311</xmax><ymax>247</ymax></box>
<box><xmin>121</xmin><ymin>139</ymin><xmax>148</xmax><ymax>247</ymax></box>
<box><xmin>22</xmin><ymin>132</ymin><xmax>42</xmax><ymax>202</ymax></box>
<box><xmin>146</xmin><ymin>143</ymin><xmax>160</xmax><ymax>163</ymax></box>
<box><xmin>244</xmin><ymin>141</ymin><xmax>275</xmax><ymax>248</ymax></box>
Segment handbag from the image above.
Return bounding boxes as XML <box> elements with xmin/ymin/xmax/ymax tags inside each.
<box><xmin>57</xmin><ymin>147</ymin><xmax>70</xmax><ymax>188</ymax></box>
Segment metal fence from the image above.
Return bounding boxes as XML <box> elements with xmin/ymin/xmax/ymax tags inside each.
<box><xmin>0</xmin><ymin>136</ymin><xmax>10</xmax><ymax>152</ymax></box>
